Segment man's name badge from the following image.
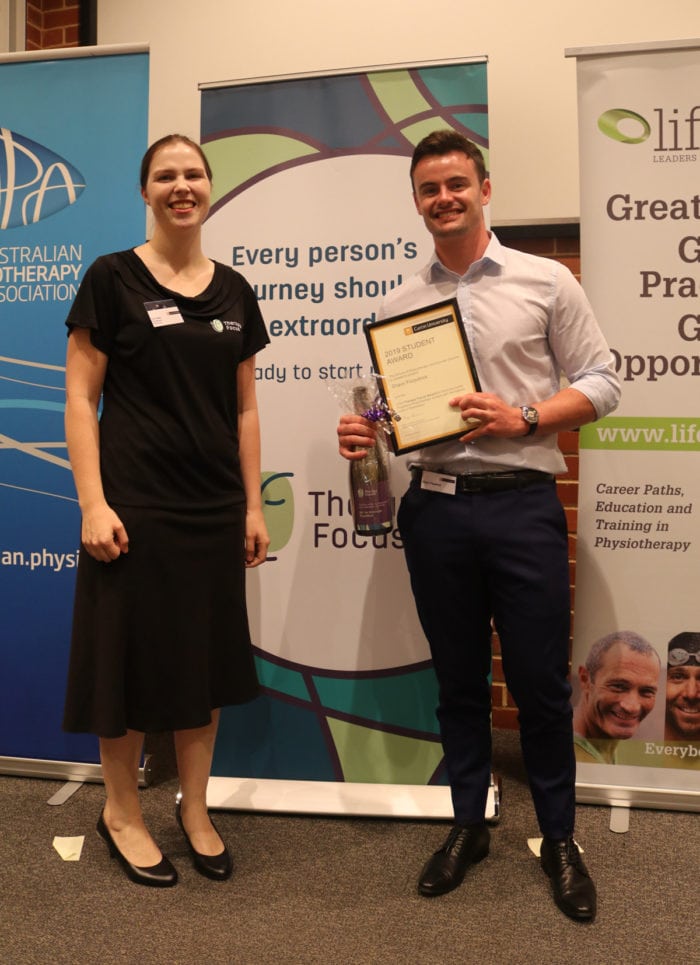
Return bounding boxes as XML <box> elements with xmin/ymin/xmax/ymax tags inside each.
<box><xmin>420</xmin><ymin>470</ymin><xmax>457</xmax><ymax>495</ymax></box>
<box><xmin>144</xmin><ymin>299</ymin><xmax>184</xmax><ymax>327</ymax></box>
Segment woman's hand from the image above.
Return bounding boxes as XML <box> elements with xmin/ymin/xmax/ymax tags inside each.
<box><xmin>245</xmin><ymin>507</ymin><xmax>270</xmax><ymax>568</ymax></box>
<box><xmin>80</xmin><ymin>502</ymin><xmax>129</xmax><ymax>562</ymax></box>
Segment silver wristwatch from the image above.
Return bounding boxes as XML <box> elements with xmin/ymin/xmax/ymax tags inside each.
<box><xmin>520</xmin><ymin>405</ymin><xmax>539</xmax><ymax>436</ymax></box>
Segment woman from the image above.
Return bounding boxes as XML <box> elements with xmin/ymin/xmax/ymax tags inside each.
<box><xmin>63</xmin><ymin>134</ymin><xmax>269</xmax><ymax>887</ymax></box>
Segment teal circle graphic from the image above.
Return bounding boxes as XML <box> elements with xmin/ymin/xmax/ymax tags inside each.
<box><xmin>597</xmin><ymin>108</ymin><xmax>650</xmax><ymax>144</ymax></box>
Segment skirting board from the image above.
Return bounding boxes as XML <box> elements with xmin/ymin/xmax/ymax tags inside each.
<box><xmin>206</xmin><ymin>776</ymin><xmax>500</xmax><ymax>821</ymax></box>
<box><xmin>0</xmin><ymin>754</ymin><xmax>152</xmax><ymax>786</ymax></box>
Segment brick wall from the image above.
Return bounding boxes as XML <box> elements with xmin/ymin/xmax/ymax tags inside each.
<box><xmin>25</xmin><ymin>0</ymin><xmax>80</xmax><ymax>50</ymax></box>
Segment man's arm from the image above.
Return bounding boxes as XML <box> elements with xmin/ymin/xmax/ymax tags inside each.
<box><xmin>448</xmin><ymin>385</ymin><xmax>597</xmax><ymax>442</ymax></box>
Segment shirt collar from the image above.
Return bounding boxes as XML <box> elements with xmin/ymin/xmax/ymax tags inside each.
<box><xmin>427</xmin><ymin>230</ymin><xmax>505</xmax><ymax>281</ymax></box>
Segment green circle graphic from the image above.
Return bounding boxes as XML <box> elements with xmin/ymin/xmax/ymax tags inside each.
<box><xmin>261</xmin><ymin>471</ymin><xmax>295</xmax><ymax>552</ymax></box>
<box><xmin>598</xmin><ymin>108</ymin><xmax>650</xmax><ymax>144</ymax></box>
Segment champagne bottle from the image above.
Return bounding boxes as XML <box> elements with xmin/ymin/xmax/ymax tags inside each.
<box><xmin>349</xmin><ymin>386</ymin><xmax>393</xmax><ymax>534</ymax></box>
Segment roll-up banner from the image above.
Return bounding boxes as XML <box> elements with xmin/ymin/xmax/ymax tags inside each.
<box><xmin>567</xmin><ymin>40</ymin><xmax>699</xmax><ymax>811</ymax></box>
<box><xmin>0</xmin><ymin>46</ymin><xmax>149</xmax><ymax>778</ymax></box>
<box><xmin>201</xmin><ymin>60</ymin><xmax>490</xmax><ymax>816</ymax></box>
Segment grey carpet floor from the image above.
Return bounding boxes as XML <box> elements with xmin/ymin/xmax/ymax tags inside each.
<box><xmin>0</xmin><ymin>729</ymin><xmax>695</xmax><ymax>965</ymax></box>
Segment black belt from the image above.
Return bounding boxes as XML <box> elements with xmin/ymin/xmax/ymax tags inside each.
<box><xmin>411</xmin><ymin>468</ymin><xmax>555</xmax><ymax>493</ymax></box>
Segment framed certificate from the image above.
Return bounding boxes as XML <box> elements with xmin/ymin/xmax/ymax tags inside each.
<box><xmin>364</xmin><ymin>298</ymin><xmax>481</xmax><ymax>455</ymax></box>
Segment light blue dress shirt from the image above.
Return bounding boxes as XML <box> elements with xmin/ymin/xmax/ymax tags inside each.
<box><xmin>379</xmin><ymin>232</ymin><xmax>621</xmax><ymax>475</ymax></box>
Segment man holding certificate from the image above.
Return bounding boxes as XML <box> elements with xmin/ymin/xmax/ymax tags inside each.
<box><xmin>337</xmin><ymin>130</ymin><xmax>620</xmax><ymax>923</ymax></box>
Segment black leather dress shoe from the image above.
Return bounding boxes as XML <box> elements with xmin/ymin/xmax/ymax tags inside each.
<box><xmin>418</xmin><ymin>823</ymin><xmax>490</xmax><ymax>897</ymax></box>
<box><xmin>540</xmin><ymin>836</ymin><xmax>596</xmax><ymax>922</ymax></box>
<box><xmin>96</xmin><ymin>811</ymin><xmax>178</xmax><ymax>888</ymax></box>
<box><xmin>176</xmin><ymin>802</ymin><xmax>233</xmax><ymax>881</ymax></box>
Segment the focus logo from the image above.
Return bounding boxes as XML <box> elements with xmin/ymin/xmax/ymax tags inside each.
<box><xmin>0</xmin><ymin>127</ymin><xmax>86</xmax><ymax>228</ymax></box>
<box><xmin>597</xmin><ymin>106</ymin><xmax>700</xmax><ymax>160</ymax></box>
<box><xmin>261</xmin><ymin>471</ymin><xmax>294</xmax><ymax>559</ymax></box>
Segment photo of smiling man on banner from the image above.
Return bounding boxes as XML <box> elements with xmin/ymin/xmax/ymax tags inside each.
<box><xmin>573</xmin><ymin>630</ymin><xmax>660</xmax><ymax>765</ymax></box>
<box><xmin>665</xmin><ymin>633</ymin><xmax>700</xmax><ymax>742</ymax></box>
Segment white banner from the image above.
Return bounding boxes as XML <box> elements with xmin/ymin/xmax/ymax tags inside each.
<box><xmin>200</xmin><ymin>61</ymin><xmax>490</xmax><ymax>813</ymax></box>
<box><xmin>568</xmin><ymin>40</ymin><xmax>700</xmax><ymax>810</ymax></box>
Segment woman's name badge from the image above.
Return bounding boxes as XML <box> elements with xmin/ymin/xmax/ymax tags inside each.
<box><xmin>144</xmin><ymin>299</ymin><xmax>184</xmax><ymax>327</ymax></box>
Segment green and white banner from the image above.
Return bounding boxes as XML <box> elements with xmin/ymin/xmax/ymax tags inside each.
<box><xmin>200</xmin><ymin>59</ymin><xmax>490</xmax><ymax>816</ymax></box>
<box><xmin>568</xmin><ymin>40</ymin><xmax>700</xmax><ymax>809</ymax></box>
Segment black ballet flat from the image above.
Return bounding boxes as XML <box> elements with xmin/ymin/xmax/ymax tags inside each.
<box><xmin>175</xmin><ymin>801</ymin><xmax>233</xmax><ymax>881</ymax></box>
<box><xmin>96</xmin><ymin>810</ymin><xmax>178</xmax><ymax>888</ymax></box>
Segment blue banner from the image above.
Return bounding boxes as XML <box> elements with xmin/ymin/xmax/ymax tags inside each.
<box><xmin>0</xmin><ymin>50</ymin><xmax>149</xmax><ymax>765</ymax></box>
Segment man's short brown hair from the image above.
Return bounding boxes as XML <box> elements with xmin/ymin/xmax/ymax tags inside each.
<box><xmin>410</xmin><ymin>130</ymin><xmax>487</xmax><ymax>187</ymax></box>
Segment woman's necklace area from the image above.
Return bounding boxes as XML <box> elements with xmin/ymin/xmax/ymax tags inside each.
<box><xmin>140</xmin><ymin>243</ymin><xmax>214</xmax><ymax>297</ymax></box>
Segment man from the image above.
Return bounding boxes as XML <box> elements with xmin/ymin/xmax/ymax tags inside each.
<box><xmin>573</xmin><ymin>631</ymin><xmax>660</xmax><ymax>764</ymax></box>
<box><xmin>665</xmin><ymin>632</ymin><xmax>700</xmax><ymax>741</ymax></box>
<box><xmin>337</xmin><ymin>130</ymin><xmax>620</xmax><ymax>923</ymax></box>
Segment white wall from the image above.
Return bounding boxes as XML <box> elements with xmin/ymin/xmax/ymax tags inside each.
<box><xmin>98</xmin><ymin>0</ymin><xmax>698</xmax><ymax>224</ymax></box>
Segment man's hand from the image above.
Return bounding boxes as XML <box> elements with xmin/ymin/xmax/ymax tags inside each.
<box><xmin>337</xmin><ymin>413</ymin><xmax>378</xmax><ymax>460</ymax></box>
<box><xmin>448</xmin><ymin>392</ymin><xmax>528</xmax><ymax>441</ymax></box>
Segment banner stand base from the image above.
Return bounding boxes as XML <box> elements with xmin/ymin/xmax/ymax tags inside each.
<box><xmin>205</xmin><ymin>772</ymin><xmax>501</xmax><ymax>822</ymax></box>
<box><xmin>576</xmin><ymin>780</ymin><xmax>700</xmax><ymax>814</ymax></box>
<box><xmin>47</xmin><ymin>780</ymin><xmax>84</xmax><ymax>806</ymax></box>
<box><xmin>0</xmin><ymin>754</ymin><xmax>152</xmax><ymax>789</ymax></box>
<box><xmin>609</xmin><ymin>806</ymin><xmax>630</xmax><ymax>833</ymax></box>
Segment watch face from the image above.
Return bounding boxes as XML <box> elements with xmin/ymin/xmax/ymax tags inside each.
<box><xmin>522</xmin><ymin>406</ymin><xmax>538</xmax><ymax>424</ymax></box>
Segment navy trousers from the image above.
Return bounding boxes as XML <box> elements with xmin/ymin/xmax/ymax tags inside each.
<box><xmin>397</xmin><ymin>477</ymin><xmax>576</xmax><ymax>838</ymax></box>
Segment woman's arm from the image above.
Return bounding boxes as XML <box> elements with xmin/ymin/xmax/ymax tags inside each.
<box><xmin>237</xmin><ymin>356</ymin><xmax>269</xmax><ymax>567</ymax></box>
<box><xmin>65</xmin><ymin>328</ymin><xmax>129</xmax><ymax>561</ymax></box>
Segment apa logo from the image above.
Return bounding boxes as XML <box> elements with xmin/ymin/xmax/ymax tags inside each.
<box><xmin>261</xmin><ymin>471</ymin><xmax>294</xmax><ymax>558</ymax></box>
<box><xmin>0</xmin><ymin>127</ymin><xmax>86</xmax><ymax>229</ymax></box>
